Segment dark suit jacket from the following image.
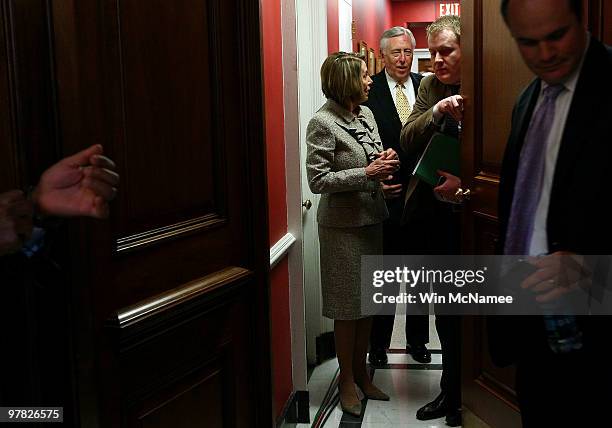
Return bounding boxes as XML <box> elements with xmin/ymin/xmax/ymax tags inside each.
<box><xmin>376</xmin><ymin>73</ymin><xmax>462</xmax><ymax>258</ymax></box>
<box><xmin>488</xmin><ymin>37</ymin><xmax>612</xmax><ymax>367</ymax></box>
<box><xmin>363</xmin><ymin>70</ymin><xmax>422</xmax><ymax>225</ymax></box>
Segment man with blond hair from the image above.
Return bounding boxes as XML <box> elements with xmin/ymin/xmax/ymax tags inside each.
<box><xmin>400</xmin><ymin>15</ymin><xmax>463</xmax><ymax>427</ymax></box>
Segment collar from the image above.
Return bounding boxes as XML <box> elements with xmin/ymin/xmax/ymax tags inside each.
<box><xmin>326</xmin><ymin>99</ymin><xmax>376</xmax><ymax>135</ymax></box>
<box><xmin>385</xmin><ymin>69</ymin><xmax>409</xmax><ymax>88</ymax></box>
<box><xmin>326</xmin><ymin>98</ymin><xmax>358</xmax><ymax>124</ymax></box>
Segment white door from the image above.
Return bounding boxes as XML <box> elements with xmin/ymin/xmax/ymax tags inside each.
<box><xmin>296</xmin><ymin>0</ymin><xmax>333</xmax><ymax>364</ymax></box>
<box><xmin>338</xmin><ymin>0</ymin><xmax>353</xmax><ymax>52</ymax></box>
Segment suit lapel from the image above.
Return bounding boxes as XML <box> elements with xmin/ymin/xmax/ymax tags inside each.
<box><xmin>372</xmin><ymin>71</ymin><xmax>400</xmax><ymax>125</ymax></box>
<box><xmin>499</xmin><ymin>79</ymin><xmax>540</xmax><ymax>241</ymax></box>
<box><xmin>410</xmin><ymin>72</ymin><xmax>423</xmax><ymax>93</ymax></box>
<box><xmin>550</xmin><ymin>39</ymin><xmax>601</xmax><ymax>208</ymax></box>
<box><xmin>513</xmin><ymin>81</ymin><xmax>540</xmax><ymax>157</ymax></box>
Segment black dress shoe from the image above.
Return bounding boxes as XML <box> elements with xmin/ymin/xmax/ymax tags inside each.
<box><xmin>407</xmin><ymin>343</ymin><xmax>432</xmax><ymax>363</ymax></box>
<box><xmin>416</xmin><ymin>392</ymin><xmax>449</xmax><ymax>421</ymax></box>
<box><xmin>368</xmin><ymin>347</ymin><xmax>388</xmax><ymax>366</ymax></box>
<box><xmin>445</xmin><ymin>408</ymin><xmax>462</xmax><ymax>427</ymax></box>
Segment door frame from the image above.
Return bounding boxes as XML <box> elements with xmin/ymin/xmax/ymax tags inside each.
<box><xmin>280</xmin><ymin>0</ymin><xmax>308</xmax><ymax>391</ymax></box>
<box><xmin>295</xmin><ymin>0</ymin><xmax>332</xmax><ymax>364</ymax></box>
<box><xmin>338</xmin><ymin>0</ymin><xmax>352</xmax><ymax>52</ymax></box>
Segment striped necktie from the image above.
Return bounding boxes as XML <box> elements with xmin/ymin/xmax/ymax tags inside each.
<box><xmin>504</xmin><ymin>84</ymin><xmax>565</xmax><ymax>255</ymax></box>
<box><xmin>395</xmin><ymin>83</ymin><xmax>411</xmax><ymax>126</ymax></box>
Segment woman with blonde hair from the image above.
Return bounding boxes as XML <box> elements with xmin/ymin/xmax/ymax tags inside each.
<box><xmin>306</xmin><ymin>52</ymin><xmax>399</xmax><ymax>417</ymax></box>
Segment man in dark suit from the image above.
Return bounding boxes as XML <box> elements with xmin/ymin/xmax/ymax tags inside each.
<box><xmin>490</xmin><ymin>0</ymin><xmax>612</xmax><ymax>425</ymax></box>
<box><xmin>363</xmin><ymin>26</ymin><xmax>431</xmax><ymax>367</ymax></box>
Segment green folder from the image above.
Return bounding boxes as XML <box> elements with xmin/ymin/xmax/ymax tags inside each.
<box><xmin>412</xmin><ymin>132</ymin><xmax>460</xmax><ymax>186</ymax></box>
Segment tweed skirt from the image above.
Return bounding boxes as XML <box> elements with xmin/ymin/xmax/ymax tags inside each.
<box><xmin>318</xmin><ymin>223</ymin><xmax>383</xmax><ymax>320</ymax></box>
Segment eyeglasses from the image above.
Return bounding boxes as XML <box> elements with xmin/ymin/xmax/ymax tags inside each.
<box><xmin>389</xmin><ymin>49</ymin><xmax>413</xmax><ymax>60</ymax></box>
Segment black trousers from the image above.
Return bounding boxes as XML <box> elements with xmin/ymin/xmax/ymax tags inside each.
<box><xmin>516</xmin><ymin>349</ymin><xmax>610</xmax><ymax>426</ymax></box>
<box><xmin>370</xmin><ymin>212</ymin><xmax>429</xmax><ymax>350</ymax></box>
<box><xmin>436</xmin><ymin>314</ymin><xmax>461</xmax><ymax>408</ymax></box>
<box><xmin>407</xmin><ymin>195</ymin><xmax>462</xmax><ymax>406</ymax></box>
<box><xmin>370</xmin><ymin>313</ymin><xmax>429</xmax><ymax>350</ymax></box>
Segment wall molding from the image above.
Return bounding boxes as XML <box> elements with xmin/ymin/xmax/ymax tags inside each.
<box><xmin>270</xmin><ymin>232</ymin><xmax>296</xmax><ymax>268</ymax></box>
<box><xmin>275</xmin><ymin>390</ymin><xmax>310</xmax><ymax>427</ymax></box>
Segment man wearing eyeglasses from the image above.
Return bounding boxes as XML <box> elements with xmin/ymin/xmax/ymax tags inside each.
<box><xmin>363</xmin><ymin>26</ymin><xmax>431</xmax><ymax>370</ymax></box>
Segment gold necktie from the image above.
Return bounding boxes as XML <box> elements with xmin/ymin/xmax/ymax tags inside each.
<box><xmin>395</xmin><ymin>83</ymin><xmax>412</xmax><ymax>126</ymax></box>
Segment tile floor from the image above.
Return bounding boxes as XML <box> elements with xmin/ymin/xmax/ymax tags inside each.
<box><xmin>298</xmin><ymin>316</ymin><xmax>455</xmax><ymax>428</ymax></box>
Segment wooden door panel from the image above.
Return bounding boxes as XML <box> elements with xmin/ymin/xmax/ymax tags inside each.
<box><xmin>464</xmin><ymin>316</ymin><xmax>520</xmax><ymax>428</ymax></box>
<box><xmin>604</xmin><ymin>1</ymin><xmax>612</xmax><ymax>43</ymax></box>
<box><xmin>461</xmin><ymin>0</ymin><xmax>530</xmax><ymax>426</ymax></box>
<box><xmin>117</xmin><ymin>0</ymin><xmax>218</xmax><ymax>230</ymax></box>
<box><xmin>121</xmin><ymin>274</ymin><xmax>253</xmax><ymax>428</ymax></box>
<box><xmin>50</xmin><ymin>0</ymin><xmax>257</xmax><ymax>303</ymax></box>
<box><xmin>46</xmin><ymin>0</ymin><xmax>271</xmax><ymax>426</ymax></box>
<box><xmin>0</xmin><ymin>0</ymin><xmax>59</xmax><ymax>190</ymax></box>
<box><xmin>0</xmin><ymin>2</ymin><xmax>18</xmax><ymax>189</ymax></box>
<box><xmin>481</xmin><ymin>7</ymin><xmax>532</xmax><ymax>169</ymax></box>
<box><xmin>586</xmin><ymin>0</ymin><xmax>612</xmax><ymax>45</ymax></box>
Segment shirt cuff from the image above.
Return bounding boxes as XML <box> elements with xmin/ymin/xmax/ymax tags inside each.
<box><xmin>432</xmin><ymin>105</ymin><xmax>444</xmax><ymax>125</ymax></box>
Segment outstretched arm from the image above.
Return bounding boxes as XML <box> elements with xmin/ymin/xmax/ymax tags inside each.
<box><xmin>32</xmin><ymin>144</ymin><xmax>119</xmax><ymax>219</ymax></box>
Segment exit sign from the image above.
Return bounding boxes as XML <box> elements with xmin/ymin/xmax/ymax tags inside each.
<box><xmin>437</xmin><ymin>1</ymin><xmax>461</xmax><ymax>17</ymax></box>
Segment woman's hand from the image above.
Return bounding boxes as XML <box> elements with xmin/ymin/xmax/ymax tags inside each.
<box><xmin>366</xmin><ymin>157</ymin><xmax>400</xmax><ymax>182</ymax></box>
<box><xmin>377</xmin><ymin>148</ymin><xmax>399</xmax><ymax>161</ymax></box>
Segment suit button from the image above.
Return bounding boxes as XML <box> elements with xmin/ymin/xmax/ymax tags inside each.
<box><xmin>371</xmin><ymin>191</ymin><xmax>377</xmax><ymax>199</ymax></box>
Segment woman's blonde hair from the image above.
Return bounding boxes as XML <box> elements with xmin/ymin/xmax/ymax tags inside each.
<box><xmin>320</xmin><ymin>52</ymin><xmax>367</xmax><ymax>107</ymax></box>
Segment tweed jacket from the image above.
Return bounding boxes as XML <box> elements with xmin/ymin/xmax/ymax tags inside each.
<box><xmin>306</xmin><ymin>99</ymin><xmax>388</xmax><ymax>228</ymax></box>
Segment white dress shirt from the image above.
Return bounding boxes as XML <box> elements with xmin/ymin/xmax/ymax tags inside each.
<box><xmin>528</xmin><ymin>36</ymin><xmax>590</xmax><ymax>256</ymax></box>
<box><xmin>385</xmin><ymin>70</ymin><xmax>416</xmax><ymax>107</ymax></box>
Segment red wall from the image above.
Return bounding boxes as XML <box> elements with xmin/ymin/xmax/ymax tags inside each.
<box><xmin>327</xmin><ymin>0</ymin><xmax>393</xmax><ymax>54</ymax></box>
<box><xmin>390</xmin><ymin>1</ymin><xmax>463</xmax><ymax>48</ymax></box>
<box><xmin>391</xmin><ymin>0</ymin><xmax>437</xmax><ymax>24</ymax></box>
<box><xmin>391</xmin><ymin>0</ymin><xmax>437</xmax><ymax>49</ymax></box>
<box><xmin>269</xmin><ymin>258</ymin><xmax>291</xmax><ymax>416</ymax></box>
<box><xmin>328</xmin><ymin>0</ymin><xmax>339</xmax><ymax>53</ymax></box>
<box><xmin>352</xmin><ymin>0</ymin><xmax>393</xmax><ymax>53</ymax></box>
<box><xmin>260</xmin><ymin>0</ymin><xmax>292</xmax><ymax>420</ymax></box>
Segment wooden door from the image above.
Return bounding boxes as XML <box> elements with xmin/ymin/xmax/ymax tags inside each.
<box><xmin>586</xmin><ymin>0</ymin><xmax>612</xmax><ymax>45</ymax></box>
<box><xmin>460</xmin><ymin>0</ymin><xmax>532</xmax><ymax>426</ymax></box>
<box><xmin>1</xmin><ymin>1</ymin><xmax>272</xmax><ymax>427</ymax></box>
